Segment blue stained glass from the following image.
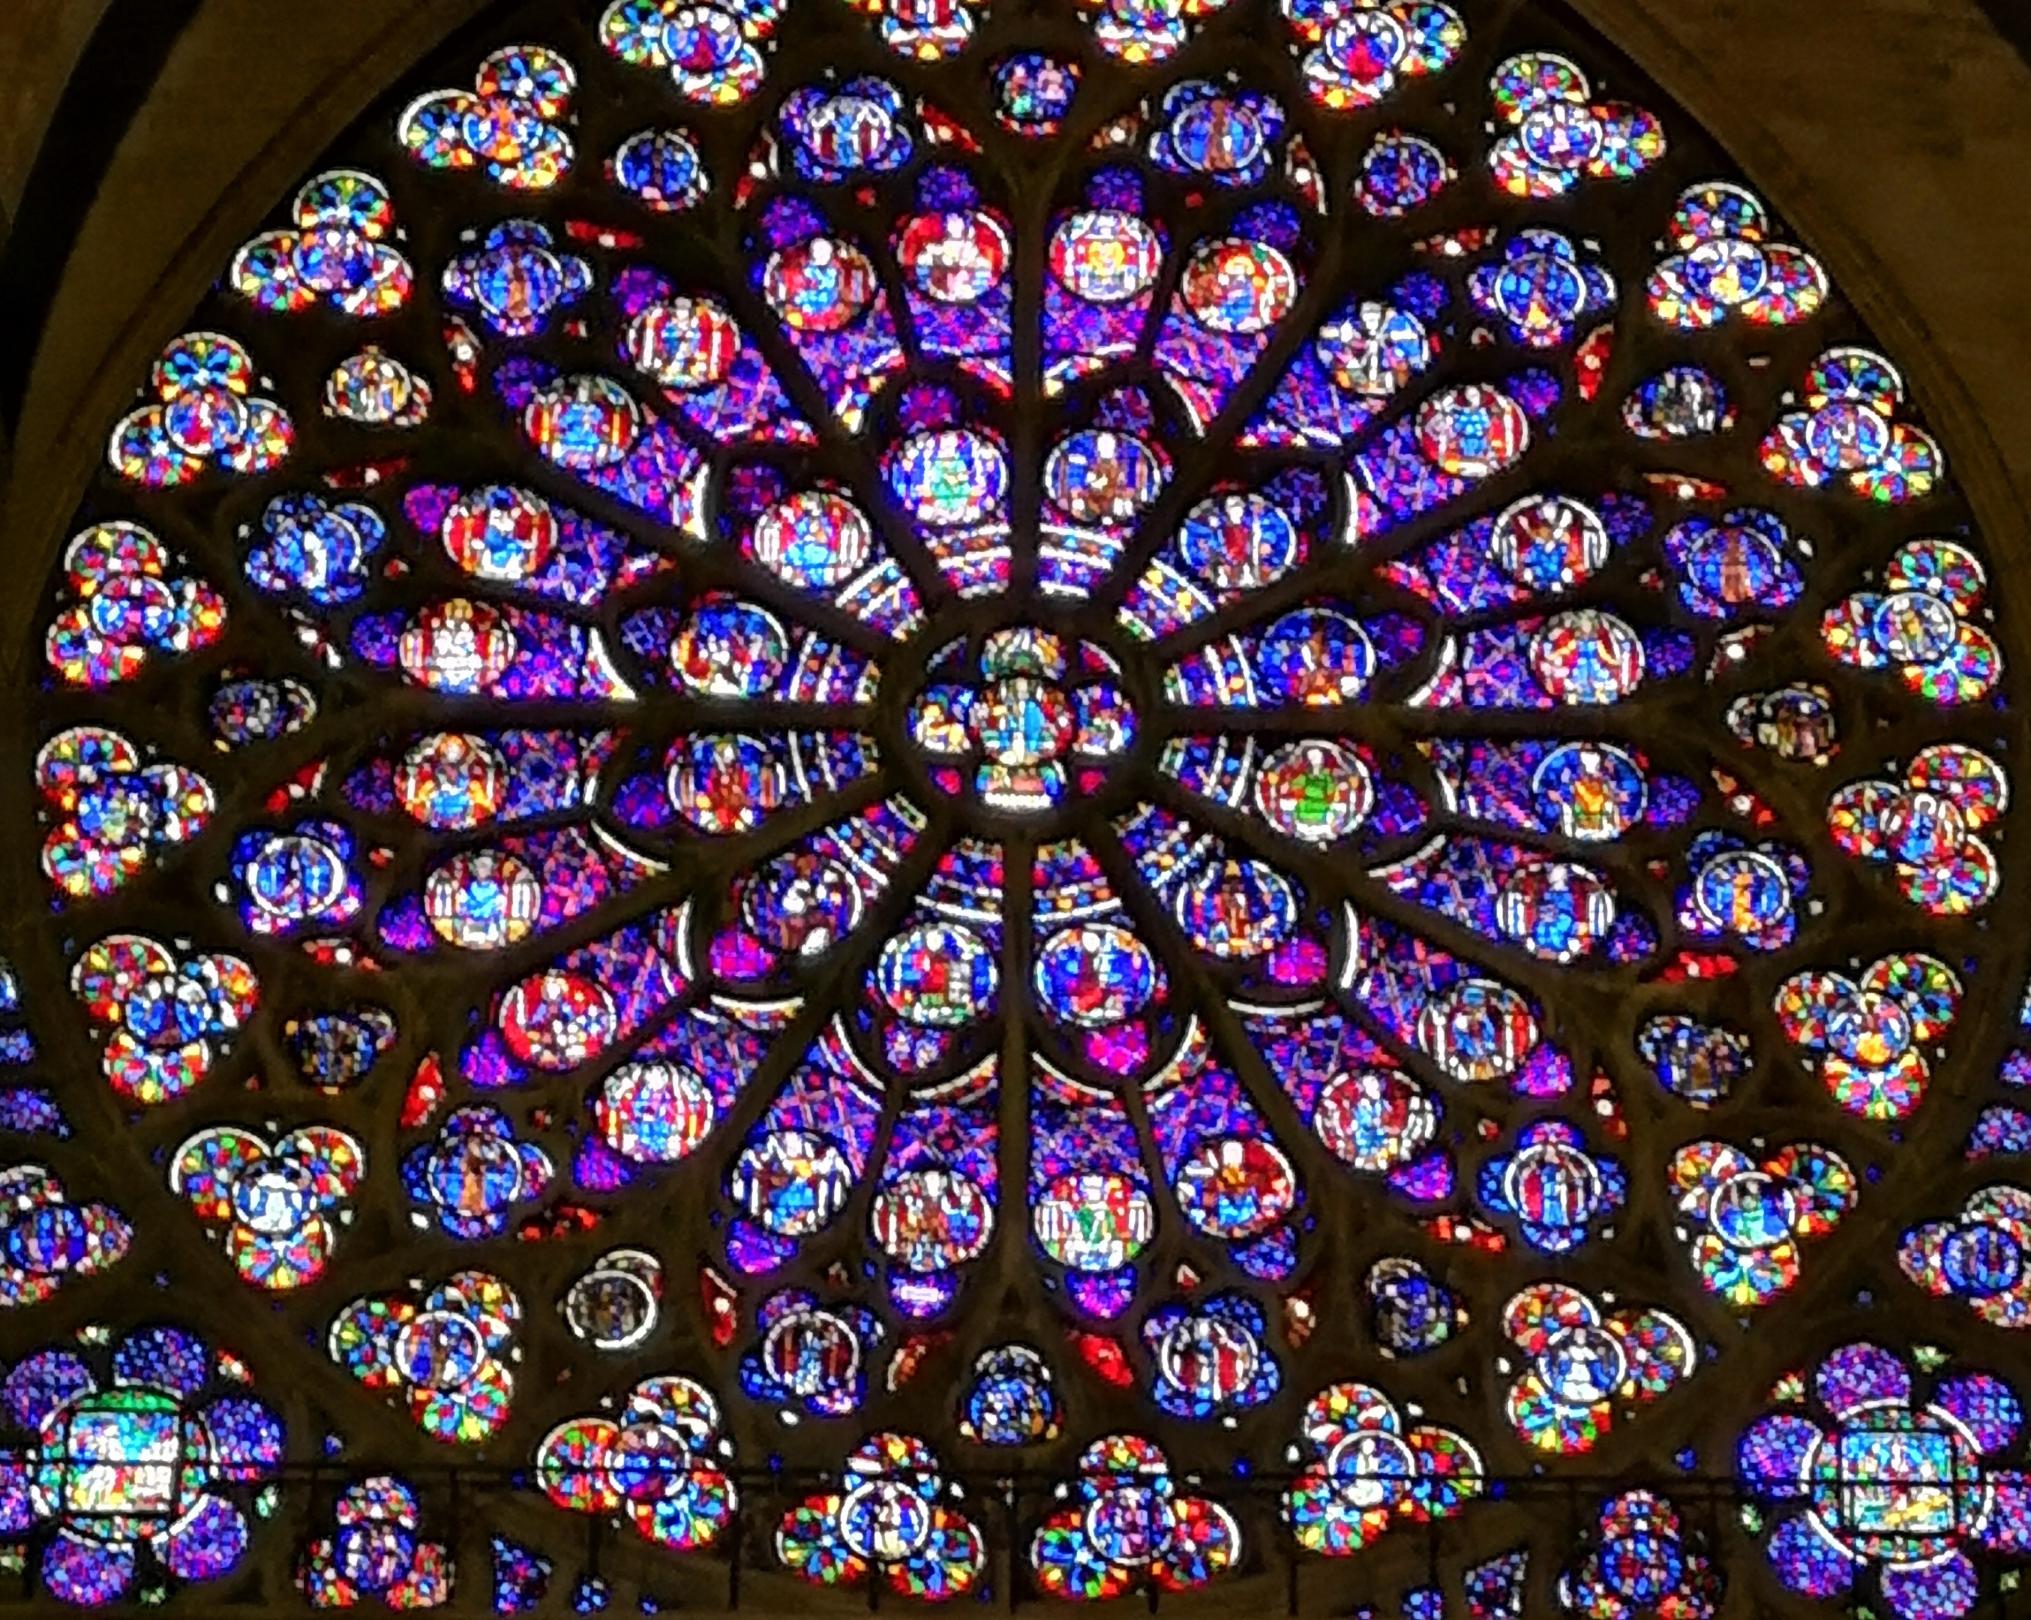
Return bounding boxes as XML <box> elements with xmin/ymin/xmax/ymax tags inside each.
<box><xmin>20</xmin><ymin>2</ymin><xmax>2031</xmax><ymax>1606</ymax></box>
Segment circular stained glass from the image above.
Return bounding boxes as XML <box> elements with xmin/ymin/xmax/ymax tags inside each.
<box><xmin>14</xmin><ymin>1</ymin><xmax>2028</xmax><ymax>1614</ymax></box>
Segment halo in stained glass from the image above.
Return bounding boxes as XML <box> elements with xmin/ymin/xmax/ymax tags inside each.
<box><xmin>14</xmin><ymin>0</ymin><xmax>2029</xmax><ymax>1611</ymax></box>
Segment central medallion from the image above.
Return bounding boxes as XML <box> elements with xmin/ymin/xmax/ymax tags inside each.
<box><xmin>904</xmin><ymin>626</ymin><xmax>1136</xmax><ymax>816</ymax></box>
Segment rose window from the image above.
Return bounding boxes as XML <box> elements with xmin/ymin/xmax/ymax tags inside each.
<box><xmin>7</xmin><ymin>0</ymin><xmax>2031</xmax><ymax>1612</ymax></box>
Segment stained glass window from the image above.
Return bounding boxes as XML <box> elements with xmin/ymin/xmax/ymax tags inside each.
<box><xmin>9</xmin><ymin>0</ymin><xmax>2030</xmax><ymax>1612</ymax></box>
